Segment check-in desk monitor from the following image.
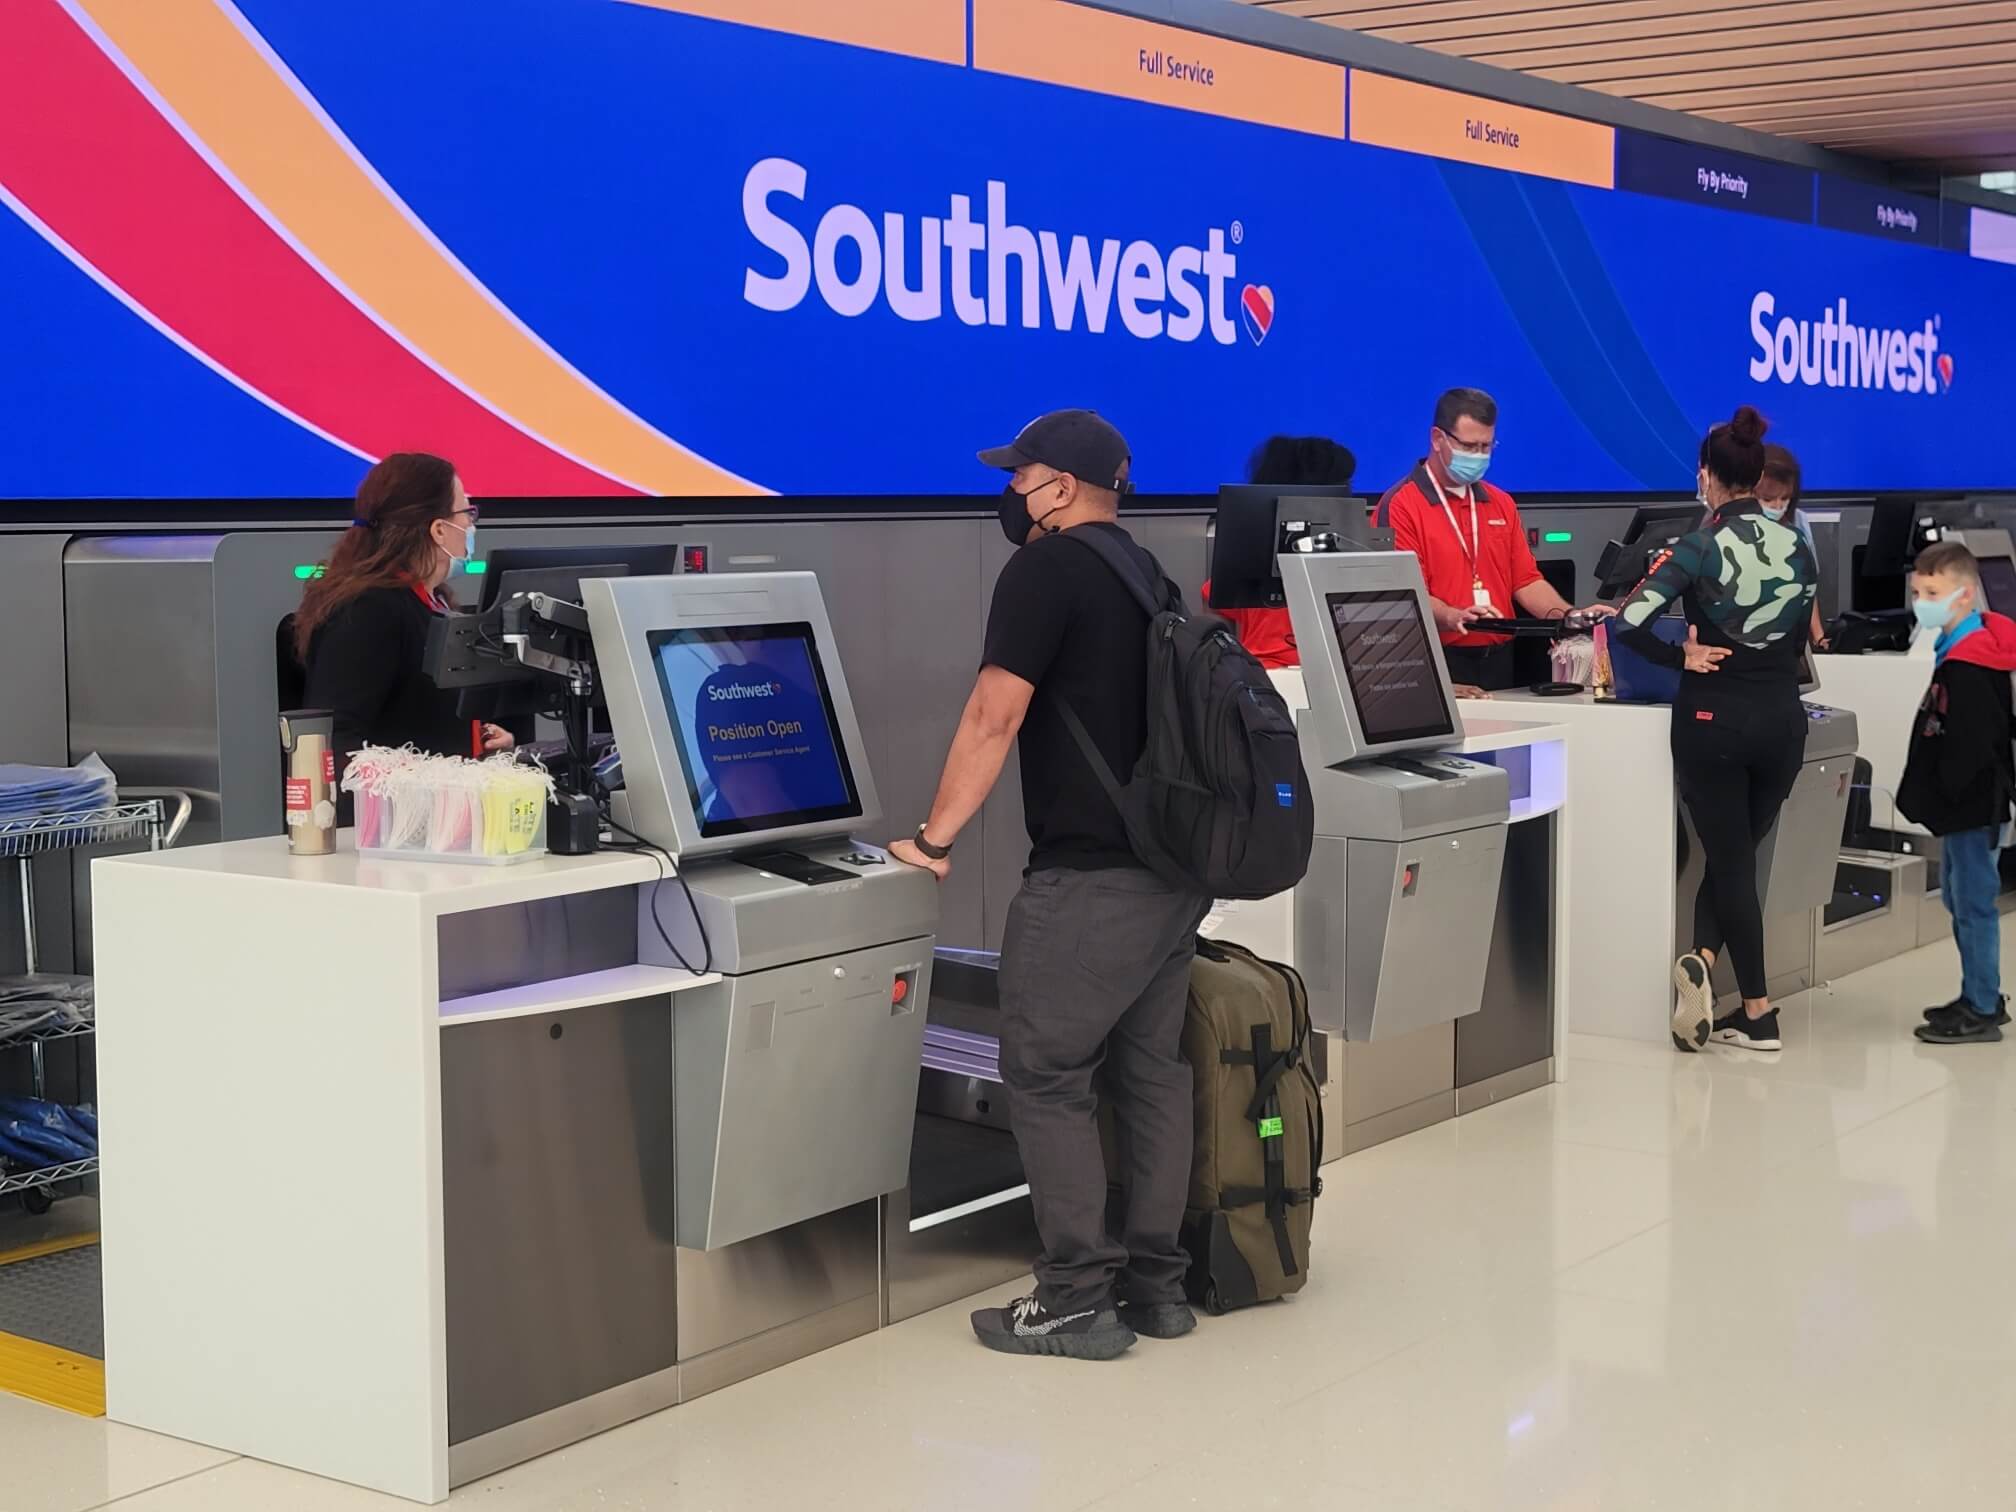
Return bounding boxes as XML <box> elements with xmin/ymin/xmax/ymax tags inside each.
<box><xmin>585</xmin><ymin>573</ymin><xmax>936</xmax><ymax>1250</ymax></box>
<box><xmin>1279</xmin><ymin>553</ymin><xmax>1510</xmax><ymax>1041</ymax></box>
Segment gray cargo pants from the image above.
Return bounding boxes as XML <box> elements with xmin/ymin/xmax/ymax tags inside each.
<box><xmin>998</xmin><ymin>865</ymin><xmax>1212</xmax><ymax>1314</ymax></box>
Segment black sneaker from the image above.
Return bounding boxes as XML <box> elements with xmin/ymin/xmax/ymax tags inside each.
<box><xmin>1709</xmin><ymin>1008</ymin><xmax>1782</xmax><ymax>1052</ymax></box>
<box><xmin>1118</xmin><ymin>1298</ymin><xmax>1197</xmax><ymax>1340</ymax></box>
<box><xmin>970</xmin><ymin>1294</ymin><xmax>1135</xmax><ymax>1360</ymax></box>
<box><xmin>1671</xmin><ymin>953</ymin><xmax>1714</xmax><ymax>1052</ymax></box>
<box><xmin>1923</xmin><ymin>995</ymin><xmax>2010</xmax><ymax>1027</ymax></box>
<box><xmin>1915</xmin><ymin>1007</ymin><xmax>2005</xmax><ymax>1046</ymax></box>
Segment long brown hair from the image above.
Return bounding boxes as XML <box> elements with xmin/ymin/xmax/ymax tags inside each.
<box><xmin>295</xmin><ymin>453</ymin><xmax>460</xmax><ymax>659</ymax></box>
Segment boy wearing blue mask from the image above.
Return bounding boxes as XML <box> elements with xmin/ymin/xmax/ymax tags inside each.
<box><xmin>1898</xmin><ymin>541</ymin><xmax>2016</xmax><ymax>1045</ymax></box>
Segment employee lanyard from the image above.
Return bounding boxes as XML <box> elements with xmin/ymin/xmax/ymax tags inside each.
<box><xmin>1425</xmin><ymin>470</ymin><xmax>1490</xmax><ymax>609</ymax></box>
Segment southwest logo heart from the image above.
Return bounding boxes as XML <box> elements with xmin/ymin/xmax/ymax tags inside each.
<box><xmin>1240</xmin><ymin>284</ymin><xmax>1274</xmax><ymax>345</ymax></box>
<box><xmin>1937</xmin><ymin>353</ymin><xmax>1954</xmax><ymax>391</ymax></box>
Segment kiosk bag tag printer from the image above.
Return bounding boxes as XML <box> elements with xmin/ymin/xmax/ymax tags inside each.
<box><xmin>1278</xmin><ymin>553</ymin><xmax>1511</xmax><ymax>1041</ymax></box>
<box><xmin>586</xmin><ymin>573</ymin><xmax>938</xmax><ymax>1251</ymax></box>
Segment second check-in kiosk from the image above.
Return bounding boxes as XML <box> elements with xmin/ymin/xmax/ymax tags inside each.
<box><xmin>1277</xmin><ymin>553</ymin><xmax>1511</xmax><ymax>1040</ymax></box>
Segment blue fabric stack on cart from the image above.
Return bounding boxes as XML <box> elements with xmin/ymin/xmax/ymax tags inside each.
<box><xmin>0</xmin><ymin>1097</ymin><xmax>96</xmax><ymax>1169</ymax></box>
<box><xmin>0</xmin><ymin>755</ymin><xmax>116</xmax><ymax>821</ymax></box>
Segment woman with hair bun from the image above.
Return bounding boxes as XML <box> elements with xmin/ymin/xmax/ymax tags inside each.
<box><xmin>1615</xmin><ymin>406</ymin><xmax>1819</xmax><ymax>1055</ymax></box>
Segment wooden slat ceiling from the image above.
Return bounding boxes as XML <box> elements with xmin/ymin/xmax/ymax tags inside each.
<box><xmin>1246</xmin><ymin>0</ymin><xmax>2016</xmax><ymax>172</ymax></box>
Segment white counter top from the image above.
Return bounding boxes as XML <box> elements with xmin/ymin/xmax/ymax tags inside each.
<box><xmin>1449</xmin><ymin>714</ymin><xmax>1569</xmax><ymax>754</ymax></box>
<box><xmin>93</xmin><ymin>832</ymin><xmax>664</xmax><ymax>917</ymax></box>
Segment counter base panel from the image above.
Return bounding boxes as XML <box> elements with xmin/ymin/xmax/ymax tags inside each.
<box><xmin>1456</xmin><ymin>814</ymin><xmax>1555</xmax><ymax>1090</ymax></box>
<box><xmin>1339</xmin><ymin>1091</ymin><xmax>1459</xmax><ymax>1158</ymax></box>
<box><xmin>1457</xmin><ymin>1060</ymin><xmax>1554</xmax><ymax>1117</ymax></box>
<box><xmin>678</xmin><ymin>1291</ymin><xmax>880</xmax><ymax>1405</ymax></box>
<box><xmin>449</xmin><ymin>1362</ymin><xmax>679</xmax><ymax>1490</ymax></box>
<box><xmin>442</xmin><ymin>996</ymin><xmax>679</xmax><ymax>1448</ymax></box>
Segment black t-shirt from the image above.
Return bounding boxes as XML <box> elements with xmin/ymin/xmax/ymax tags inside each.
<box><xmin>981</xmin><ymin>522</ymin><xmax>1154</xmax><ymax>872</ymax></box>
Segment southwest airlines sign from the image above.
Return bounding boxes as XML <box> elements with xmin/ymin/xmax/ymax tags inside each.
<box><xmin>742</xmin><ymin>158</ymin><xmax>1269</xmax><ymax>345</ymax></box>
<box><xmin>1748</xmin><ymin>292</ymin><xmax>1948</xmax><ymax>396</ymax></box>
<box><xmin>0</xmin><ymin>0</ymin><xmax>2012</xmax><ymax>500</ymax></box>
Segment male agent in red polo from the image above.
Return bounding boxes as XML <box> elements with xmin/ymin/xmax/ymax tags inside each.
<box><xmin>1375</xmin><ymin>387</ymin><xmax>1604</xmax><ymax>690</ymax></box>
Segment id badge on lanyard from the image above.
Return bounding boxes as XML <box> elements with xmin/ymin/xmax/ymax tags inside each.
<box><xmin>1430</xmin><ymin>475</ymin><xmax>1490</xmax><ymax>609</ymax></box>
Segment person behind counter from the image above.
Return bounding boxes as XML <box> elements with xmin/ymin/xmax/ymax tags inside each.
<box><xmin>888</xmin><ymin>409</ymin><xmax>1212</xmax><ymax>1362</ymax></box>
<box><xmin>1614</xmin><ymin>406</ymin><xmax>1818</xmax><ymax>1056</ymax></box>
<box><xmin>1376</xmin><ymin>387</ymin><xmax>1605</xmax><ymax>691</ymax></box>
<box><xmin>295</xmin><ymin>453</ymin><xmax>515</xmax><ymax>773</ymax></box>
<box><xmin>1203</xmin><ymin>434</ymin><xmax>1358</xmax><ymax>670</ymax></box>
<box><xmin>1756</xmin><ymin>443</ymin><xmax>1829</xmax><ymax>650</ymax></box>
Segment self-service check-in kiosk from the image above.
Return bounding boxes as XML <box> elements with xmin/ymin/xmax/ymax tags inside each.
<box><xmin>1276</xmin><ymin>553</ymin><xmax>1511</xmax><ymax>1040</ymax></box>
<box><xmin>585</xmin><ymin>572</ymin><xmax>938</xmax><ymax>1251</ymax></box>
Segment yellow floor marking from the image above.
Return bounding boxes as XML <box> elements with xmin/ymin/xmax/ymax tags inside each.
<box><xmin>0</xmin><ymin>1331</ymin><xmax>105</xmax><ymax>1416</ymax></box>
<box><xmin>0</xmin><ymin>1231</ymin><xmax>99</xmax><ymax>1268</ymax></box>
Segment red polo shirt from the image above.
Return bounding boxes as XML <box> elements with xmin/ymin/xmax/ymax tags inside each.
<box><xmin>1376</xmin><ymin>464</ymin><xmax>1543</xmax><ymax>648</ymax></box>
<box><xmin>1201</xmin><ymin>579</ymin><xmax>1298</xmax><ymax>669</ymax></box>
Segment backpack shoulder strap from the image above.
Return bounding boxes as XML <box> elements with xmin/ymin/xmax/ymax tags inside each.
<box><xmin>1059</xmin><ymin>526</ymin><xmax>1177</xmax><ymax>619</ymax></box>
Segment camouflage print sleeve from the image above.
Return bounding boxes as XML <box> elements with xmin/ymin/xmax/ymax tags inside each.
<box><xmin>1612</xmin><ymin>532</ymin><xmax>1703</xmax><ymax>670</ymax></box>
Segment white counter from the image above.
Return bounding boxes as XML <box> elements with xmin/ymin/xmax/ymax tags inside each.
<box><xmin>93</xmin><ymin>837</ymin><xmax>716</xmax><ymax>1503</ymax></box>
<box><xmin>1486</xmin><ymin>692</ymin><xmax>1677</xmax><ymax>1043</ymax></box>
<box><xmin>1809</xmin><ymin>651</ymin><xmax>1932</xmax><ymax>834</ymax></box>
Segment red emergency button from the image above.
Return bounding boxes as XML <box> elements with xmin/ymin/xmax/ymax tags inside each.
<box><xmin>891</xmin><ymin>978</ymin><xmax>909</xmax><ymax>1005</ymax></box>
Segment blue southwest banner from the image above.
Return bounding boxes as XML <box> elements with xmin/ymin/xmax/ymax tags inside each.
<box><xmin>0</xmin><ymin>0</ymin><xmax>2010</xmax><ymax>500</ymax></box>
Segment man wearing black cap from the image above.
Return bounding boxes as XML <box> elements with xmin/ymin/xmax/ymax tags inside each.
<box><xmin>889</xmin><ymin>409</ymin><xmax>1212</xmax><ymax>1361</ymax></box>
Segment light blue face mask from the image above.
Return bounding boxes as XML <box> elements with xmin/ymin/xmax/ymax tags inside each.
<box><xmin>444</xmin><ymin>520</ymin><xmax>476</xmax><ymax>566</ymax></box>
<box><xmin>1913</xmin><ymin>586</ymin><xmax>1965</xmax><ymax>632</ymax></box>
<box><xmin>1445</xmin><ymin>448</ymin><xmax>1490</xmax><ymax>487</ymax></box>
<box><xmin>1761</xmin><ymin>503</ymin><xmax>1788</xmax><ymax>523</ymax></box>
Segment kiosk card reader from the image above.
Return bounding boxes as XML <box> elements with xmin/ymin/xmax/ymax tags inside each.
<box><xmin>1278</xmin><ymin>553</ymin><xmax>1510</xmax><ymax>1040</ymax></box>
<box><xmin>586</xmin><ymin>573</ymin><xmax>936</xmax><ymax>1251</ymax></box>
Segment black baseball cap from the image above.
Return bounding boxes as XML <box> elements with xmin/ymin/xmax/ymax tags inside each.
<box><xmin>977</xmin><ymin>409</ymin><xmax>1134</xmax><ymax>494</ymax></box>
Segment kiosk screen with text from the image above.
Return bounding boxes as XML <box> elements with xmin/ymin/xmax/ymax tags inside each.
<box><xmin>649</xmin><ymin>623</ymin><xmax>860</xmax><ymax>837</ymax></box>
<box><xmin>1326</xmin><ymin>590</ymin><xmax>1455</xmax><ymax>747</ymax></box>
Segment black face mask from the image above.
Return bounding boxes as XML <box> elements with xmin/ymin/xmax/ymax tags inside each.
<box><xmin>998</xmin><ymin>478</ymin><xmax>1065</xmax><ymax>546</ymax></box>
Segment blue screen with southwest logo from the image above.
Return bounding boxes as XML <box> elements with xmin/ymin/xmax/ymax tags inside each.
<box><xmin>648</xmin><ymin>623</ymin><xmax>860</xmax><ymax>838</ymax></box>
<box><xmin>4</xmin><ymin>0</ymin><xmax>2014</xmax><ymax>499</ymax></box>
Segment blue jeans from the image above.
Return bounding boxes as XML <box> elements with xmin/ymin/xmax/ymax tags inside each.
<box><xmin>1941</xmin><ymin>827</ymin><xmax>2003</xmax><ymax>1014</ymax></box>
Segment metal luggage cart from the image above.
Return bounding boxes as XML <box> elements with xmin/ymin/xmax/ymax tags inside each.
<box><xmin>1</xmin><ymin>788</ymin><xmax>191</xmax><ymax>1213</ymax></box>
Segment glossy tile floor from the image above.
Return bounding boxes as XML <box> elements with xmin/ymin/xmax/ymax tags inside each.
<box><xmin>14</xmin><ymin>923</ymin><xmax>2016</xmax><ymax>1511</ymax></box>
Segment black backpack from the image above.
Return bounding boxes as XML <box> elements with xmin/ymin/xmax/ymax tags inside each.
<box><xmin>1057</xmin><ymin>528</ymin><xmax>1315</xmax><ymax>901</ymax></box>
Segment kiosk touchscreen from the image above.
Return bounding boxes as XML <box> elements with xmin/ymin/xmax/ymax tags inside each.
<box><xmin>1276</xmin><ymin>553</ymin><xmax>1510</xmax><ymax>1041</ymax></box>
<box><xmin>584</xmin><ymin>572</ymin><xmax>937</xmax><ymax>1250</ymax></box>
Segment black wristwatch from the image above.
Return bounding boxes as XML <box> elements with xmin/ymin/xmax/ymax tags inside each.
<box><xmin>913</xmin><ymin>825</ymin><xmax>953</xmax><ymax>860</ymax></box>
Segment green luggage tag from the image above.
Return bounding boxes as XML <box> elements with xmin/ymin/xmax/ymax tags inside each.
<box><xmin>1257</xmin><ymin>1115</ymin><xmax>1284</xmax><ymax>1139</ymax></box>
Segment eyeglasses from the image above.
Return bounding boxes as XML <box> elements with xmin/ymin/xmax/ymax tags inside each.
<box><xmin>1435</xmin><ymin>428</ymin><xmax>1498</xmax><ymax>457</ymax></box>
<box><xmin>453</xmin><ymin>503</ymin><xmax>481</xmax><ymax>522</ymax></box>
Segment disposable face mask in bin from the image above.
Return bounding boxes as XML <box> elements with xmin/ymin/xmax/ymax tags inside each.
<box><xmin>343</xmin><ymin>746</ymin><xmax>555</xmax><ymax>865</ymax></box>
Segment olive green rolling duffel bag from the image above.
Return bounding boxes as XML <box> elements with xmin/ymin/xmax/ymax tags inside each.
<box><xmin>1179</xmin><ymin>936</ymin><xmax>1323</xmax><ymax>1314</ymax></box>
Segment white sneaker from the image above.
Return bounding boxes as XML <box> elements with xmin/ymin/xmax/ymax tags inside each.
<box><xmin>1671</xmin><ymin>953</ymin><xmax>1713</xmax><ymax>1052</ymax></box>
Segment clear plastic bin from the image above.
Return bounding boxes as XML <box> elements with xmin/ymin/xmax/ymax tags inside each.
<box><xmin>348</xmin><ymin>750</ymin><xmax>551</xmax><ymax>865</ymax></box>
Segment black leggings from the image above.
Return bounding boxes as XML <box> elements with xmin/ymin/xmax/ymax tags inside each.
<box><xmin>1673</xmin><ymin>699</ymin><xmax>1806</xmax><ymax>1000</ymax></box>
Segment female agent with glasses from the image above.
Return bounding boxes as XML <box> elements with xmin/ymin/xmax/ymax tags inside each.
<box><xmin>294</xmin><ymin>452</ymin><xmax>515</xmax><ymax>775</ymax></box>
<box><xmin>1374</xmin><ymin>387</ymin><xmax>1603</xmax><ymax>691</ymax></box>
